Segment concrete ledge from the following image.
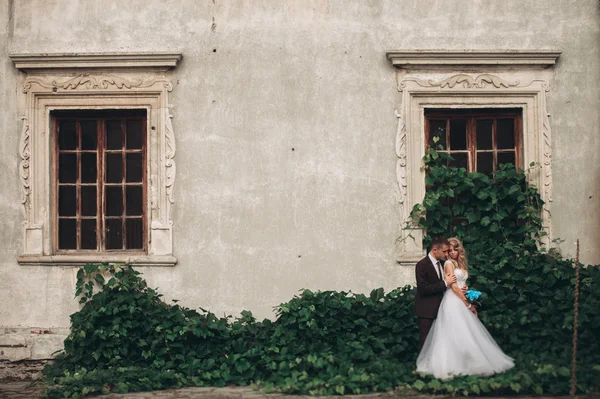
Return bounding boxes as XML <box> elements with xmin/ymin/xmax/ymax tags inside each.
<box><xmin>386</xmin><ymin>50</ymin><xmax>561</xmax><ymax>68</ymax></box>
<box><xmin>9</xmin><ymin>52</ymin><xmax>183</xmax><ymax>71</ymax></box>
<box><xmin>18</xmin><ymin>254</ymin><xmax>177</xmax><ymax>267</ymax></box>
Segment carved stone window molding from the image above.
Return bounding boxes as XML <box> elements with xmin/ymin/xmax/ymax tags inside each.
<box><xmin>10</xmin><ymin>53</ymin><xmax>182</xmax><ymax>266</ymax></box>
<box><xmin>10</xmin><ymin>52</ymin><xmax>182</xmax><ymax>70</ymax></box>
<box><xmin>386</xmin><ymin>50</ymin><xmax>560</xmax><ymax>265</ymax></box>
<box><xmin>386</xmin><ymin>50</ymin><xmax>561</xmax><ymax>68</ymax></box>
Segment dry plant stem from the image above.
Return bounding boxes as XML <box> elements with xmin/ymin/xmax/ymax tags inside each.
<box><xmin>570</xmin><ymin>239</ymin><xmax>580</xmax><ymax>397</ymax></box>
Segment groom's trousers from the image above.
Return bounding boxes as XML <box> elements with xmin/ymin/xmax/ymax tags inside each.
<box><xmin>418</xmin><ymin>317</ymin><xmax>435</xmax><ymax>350</ymax></box>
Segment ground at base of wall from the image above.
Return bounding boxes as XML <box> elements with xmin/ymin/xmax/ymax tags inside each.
<box><xmin>0</xmin><ymin>384</ymin><xmax>599</xmax><ymax>399</ymax></box>
<box><xmin>0</xmin><ymin>360</ymin><xmax>51</xmax><ymax>382</ymax></box>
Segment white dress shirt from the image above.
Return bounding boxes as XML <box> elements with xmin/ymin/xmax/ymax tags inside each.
<box><xmin>428</xmin><ymin>253</ymin><xmax>447</xmax><ymax>286</ymax></box>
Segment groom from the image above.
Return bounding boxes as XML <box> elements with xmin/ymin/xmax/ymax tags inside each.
<box><xmin>415</xmin><ymin>236</ymin><xmax>456</xmax><ymax>350</ymax></box>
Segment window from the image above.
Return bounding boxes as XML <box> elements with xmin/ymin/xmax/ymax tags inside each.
<box><xmin>385</xmin><ymin>50</ymin><xmax>560</xmax><ymax>263</ymax></box>
<box><xmin>10</xmin><ymin>52</ymin><xmax>181</xmax><ymax>266</ymax></box>
<box><xmin>53</xmin><ymin>110</ymin><xmax>147</xmax><ymax>253</ymax></box>
<box><xmin>425</xmin><ymin>109</ymin><xmax>522</xmax><ymax>174</ymax></box>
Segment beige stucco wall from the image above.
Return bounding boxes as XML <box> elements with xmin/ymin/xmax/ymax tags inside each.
<box><xmin>1</xmin><ymin>0</ymin><xmax>599</xmax><ymax>357</ymax></box>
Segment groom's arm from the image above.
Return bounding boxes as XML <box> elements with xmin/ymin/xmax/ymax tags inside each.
<box><xmin>415</xmin><ymin>262</ymin><xmax>446</xmax><ymax>297</ymax></box>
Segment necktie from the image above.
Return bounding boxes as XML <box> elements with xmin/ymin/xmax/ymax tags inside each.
<box><xmin>436</xmin><ymin>261</ymin><xmax>443</xmax><ymax>281</ymax></box>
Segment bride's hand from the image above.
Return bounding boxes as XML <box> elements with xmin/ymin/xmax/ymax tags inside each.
<box><xmin>470</xmin><ymin>305</ymin><xmax>478</xmax><ymax>317</ymax></box>
<box><xmin>461</xmin><ymin>285</ymin><xmax>468</xmax><ymax>294</ymax></box>
<box><xmin>445</xmin><ymin>273</ymin><xmax>456</xmax><ymax>286</ymax></box>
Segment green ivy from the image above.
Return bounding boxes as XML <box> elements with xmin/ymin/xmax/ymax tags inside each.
<box><xmin>42</xmin><ymin>148</ymin><xmax>600</xmax><ymax>398</ymax></box>
<box><xmin>406</xmin><ymin>147</ymin><xmax>600</xmax><ymax>394</ymax></box>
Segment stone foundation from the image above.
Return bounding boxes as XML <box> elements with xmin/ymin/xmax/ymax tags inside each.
<box><xmin>0</xmin><ymin>328</ymin><xmax>68</xmax><ymax>363</ymax></box>
<box><xmin>0</xmin><ymin>359</ymin><xmax>51</xmax><ymax>381</ymax></box>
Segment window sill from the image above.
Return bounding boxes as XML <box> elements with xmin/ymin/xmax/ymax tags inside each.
<box><xmin>396</xmin><ymin>255</ymin><xmax>425</xmax><ymax>267</ymax></box>
<box><xmin>17</xmin><ymin>254</ymin><xmax>177</xmax><ymax>267</ymax></box>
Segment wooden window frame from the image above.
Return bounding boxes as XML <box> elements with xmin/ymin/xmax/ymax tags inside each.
<box><xmin>52</xmin><ymin>112</ymin><xmax>148</xmax><ymax>254</ymax></box>
<box><xmin>424</xmin><ymin>109</ymin><xmax>523</xmax><ymax>173</ymax></box>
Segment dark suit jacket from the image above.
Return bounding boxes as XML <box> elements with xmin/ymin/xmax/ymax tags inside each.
<box><xmin>415</xmin><ymin>255</ymin><xmax>447</xmax><ymax>319</ymax></box>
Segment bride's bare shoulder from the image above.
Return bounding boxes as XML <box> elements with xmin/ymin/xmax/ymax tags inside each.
<box><xmin>444</xmin><ymin>259</ymin><xmax>457</xmax><ymax>269</ymax></box>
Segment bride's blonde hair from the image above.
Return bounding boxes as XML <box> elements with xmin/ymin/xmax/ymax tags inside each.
<box><xmin>448</xmin><ymin>237</ymin><xmax>468</xmax><ymax>271</ymax></box>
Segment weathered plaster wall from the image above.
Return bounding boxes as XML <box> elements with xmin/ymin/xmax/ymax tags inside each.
<box><xmin>0</xmin><ymin>2</ymin><xmax>77</xmax><ymax>334</ymax></box>
<box><xmin>1</xmin><ymin>0</ymin><xmax>599</xmax><ymax>356</ymax></box>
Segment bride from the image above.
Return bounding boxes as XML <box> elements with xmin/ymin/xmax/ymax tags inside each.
<box><xmin>416</xmin><ymin>237</ymin><xmax>514</xmax><ymax>380</ymax></box>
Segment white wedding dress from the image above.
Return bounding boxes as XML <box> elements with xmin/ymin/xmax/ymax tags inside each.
<box><xmin>416</xmin><ymin>266</ymin><xmax>514</xmax><ymax>380</ymax></box>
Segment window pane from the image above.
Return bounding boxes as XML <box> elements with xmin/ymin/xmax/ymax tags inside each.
<box><xmin>56</xmin><ymin>112</ymin><xmax>148</xmax><ymax>253</ymax></box>
<box><xmin>58</xmin><ymin>219</ymin><xmax>77</xmax><ymax>249</ymax></box>
<box><xmin>497</xmin><ymin>119</ymin><xmax>515</xmax><ymax>149</ymax></box>
<box><xmin>105</xmin><ymin>219</ymin><xmax>123</xmax><ymax>250</ymax></box>
<box><xmin>476</xmin><ymin>120</ymin><xmax>493</xmax><ymax>150</ymax></box>
<box><xmin>449</xmin><ymin>120</ymin><xmax>467</xmax><ymax>150</ymax></box>
<box><xmin>105</xmin><ymin>186</ymin><xmax>123</xmax><ymax>216</ymax></box>
<box><xmin>429</xmin><ymin>120</ymin><xmax>446</xmax><ymax>149</ymax></box>
<box><xmin>477</xmin><ymin>152</ymin><xmax>494</xmax><ymax>175</ymax></box>
<box><xmin>449</xmin><ymin>152</ymin><xmax>468</xmax><ymax>170</ymax></box>
<box><xmin>106</xmin><ymin>120</ymin><xmax>124</xmax><ymax>150</ymax></box>
<box><xmin>80</xmin><ymin>219</ymin><xmax>97</xmax><ymax>250</ymax></box>
<box><xmin>81</xmin><ymin>153</ymin><xmax>97</xmax><ymax>183</ymax></box>
<box><xmin>126</xmin><ymin>218</ymin><xmax>143</xmax><ymax>249</ymax></box>
<box><xmin>105</xmin><ymin>153</ymin><xmax>123</xmax><ymax>183</ymax></box>
<box><xmin>58</xmin><ymin>121</ymin><xmax>77</xmax><ymax>150</ymax></box>
<box><xmin>58</xmin><ymin>186</ymin><xmax>77</xmax><ymax>216</ymax></box>
<box><xmin>126</xmin><ymin>153</ymin><xmax>143</xmax><ymax>182</ymax></box>
<box><xmin>498</xmin><ymin>152</ymin><xmax>516</xmax><ymax>167</ymax></box>
<box><xmin>81</xmin><ymin>186</ymin><xmax>97</xmax><ymax>216</ymax></box>
<box><xmin>80</xmin><ymin>120</ymin><xmax>98</xmax><ymax>150</ymax></box>
<box><xmin>126</xmin><ymin>186</ymin><xmax>143</xmax><ymax>216</ymax></box>
<box><xmin>126</xmin><ymin>119</ymin><xmax>144</xmax><ymax>149</ymax></box>
<box><xmin>59</xmin><ymin>153</ymin><xmax>77</xmax><ymax>183</ymax></box>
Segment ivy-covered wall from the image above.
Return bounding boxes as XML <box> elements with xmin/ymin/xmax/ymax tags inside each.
<box><xmin>40</xmin><ymin>148</ymin><xmax>600</xmax><ymax>397</ymax></box>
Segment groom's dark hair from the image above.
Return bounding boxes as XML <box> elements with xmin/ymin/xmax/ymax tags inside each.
<box><xmin>430</xmin><ymin>236</ymin><xmax>450</xmax><ymax>249</ymax></box>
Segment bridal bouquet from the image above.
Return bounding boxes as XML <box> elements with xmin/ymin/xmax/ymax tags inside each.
<box><xmin>465</xmin><ymin>289</ymin><xmax>482</xmax><ymax>303</ymax></box>
<box><xmin>465</xmin><ymin>289</ymin><xmax>482</xmax><ymax>309</ymax></box>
